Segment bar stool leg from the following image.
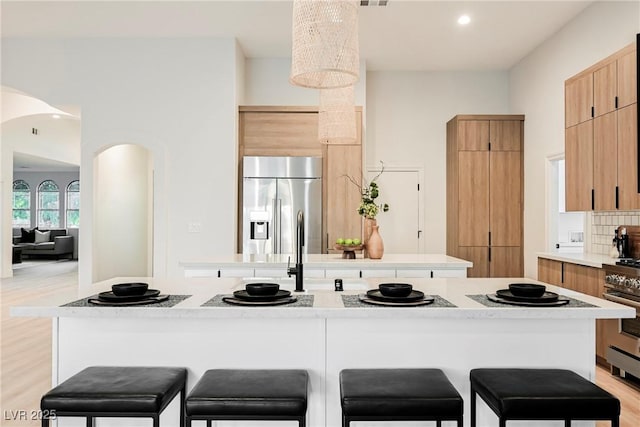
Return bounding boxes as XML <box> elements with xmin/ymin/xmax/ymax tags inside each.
<box><xmin>86</xmin><ymin>416</ymin><xmax>94</xmax><ymax>427</ymax></box>
<box><xmin>436</xmin><ymin>421</ymin><xmax>442</xmax><ymax>427</ymax></box>
<box><xmin>470</xmin><ymin>386</ymin><xmax>477</xmax><ymax>427</ymax></box>
<box><xmin>179</xmin><ymin>385</ymin><xmax>186</xmax><ymax>427</ymax></box>
<box><xmin>613</xmin><ymin>416</ymin><xmax>620</xmax><ymax>427</ymax></box>
<box><xmin>565</xmin><ymin>420</ymin><xmax>571</xmax><ymax>427</ymax></box>
<box><xmin>41</xmin><ymin>418</ymin><xmax>48</xmax><ymax>427</ymax></box>
<box><xmin>299</xmin><ymin>415</ymin><xmax>306</xmax><ymax>427</ymax></box>
<box><xmin>152</xmin><ymin>414</ymin><xmax>159</xmax><ymax>427</ymax></box>
<box><xmin>342</xmin><ymin>414</ymin><xmax>349</xmax><ymax>427</ymax></box>
<box><xmin>499</xmin><ymin>418</ymin><xmax>506</xmax><ymax>427</ymax></box>
<box><xmin>206</xmin><ymin>420</ymin><xmax>212</xmax><ymax>427</ymax></box>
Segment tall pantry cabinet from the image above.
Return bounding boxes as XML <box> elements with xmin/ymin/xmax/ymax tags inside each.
<box><xmin>446</xmin><ymin>115</ymin><xmax>525</xmax><ymax>277</ymax></box>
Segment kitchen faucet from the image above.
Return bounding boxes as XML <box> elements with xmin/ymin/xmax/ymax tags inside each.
<box><xmin>287</xmin><ymin>210</ymin><xmax>304</xmax><ymax>292</ymax></box>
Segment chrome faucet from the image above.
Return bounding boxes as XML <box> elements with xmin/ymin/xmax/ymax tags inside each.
<box><xmin>287</xmin><ymin>210</ymin><xmax>305</xmax><ymax>292</ymax></box>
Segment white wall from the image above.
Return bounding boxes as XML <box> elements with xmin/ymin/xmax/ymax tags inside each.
<box><xmin>366</xmin><ymin>71</ymin><xmax>510</xmax><ymax>252</ymax></box>
<box><xmin>509</xmin><ymin>0</ymin><xmax>640</xmax><ymax>278</ymax></box>
<box><xmin>245</xmin><ymin>58</ymin><xmax>367</xmax><ymax>107</ymax></box>
<box><xmin>2</xmin><ymin>37</ymin><xmax>241</xmax><ymax>282</ymax></box>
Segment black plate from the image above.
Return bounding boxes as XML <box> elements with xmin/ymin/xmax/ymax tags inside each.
<box><xmin>496</xmin><ymin>289</ymin><xmax>559</xmax><ymax>303</ymax></box>
<box><xmin>487</xmin><ymin>294</ymin><xmax>569</xmax><ymax>307</ymax></box>
<box><xmin>222</xmin><ymin>296</ymin><xmax>298</xmax><ymax>306</ymax></box>
<box><xmin>97</xmin><ymin>289</ymin><xmax>161</xmax><ymax>302</ymax></box>
<box><xmin>366</xmin><ymin>289</ymin><xmax>425</xmax><ymax>303</ymax></box>
<box><xmin>359</xmin><ymin>295</ymin><xmax>434</xmax><ymax>306</ymax></box>
<box><xmin>89</xmin><ymin>295</ymin><xmax>168</xmax><ymax>306</ymax></box>
<box><xmin>233</xmin><ymin>290</ymin><xmax>291</xmax><ymax>302</ymax></box>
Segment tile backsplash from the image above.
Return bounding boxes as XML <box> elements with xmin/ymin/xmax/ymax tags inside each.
<box><xmin>591</xmin><ymin>211</ymin><xmax>640</xmax><ymax>255</ymax></box>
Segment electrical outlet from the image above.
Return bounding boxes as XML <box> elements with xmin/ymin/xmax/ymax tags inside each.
<box><xmin>188</xmin><ymin>222</ymin><xmax>202</xmax><ymax>233</ymax></box>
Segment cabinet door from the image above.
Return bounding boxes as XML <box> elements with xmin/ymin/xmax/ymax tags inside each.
<box><xmin>537</xmin><ymin>258</ymin><xmax>563</xmax><ymax>286</ymax></box>
<box><xmin>458</xmin><ymin>151</ymin><xmax>489</xmax><ymax>246</ymax></box>
<box><xmin>241</xmin><ymin>112</ymin><xmax>322</xmax><ymax>156</ymax></box>
<box><xmin>489</xmin><ymin>120</ymin><xmax>522</xmax><ymax>151</ymax></box>
<box><xmin>490</xmin><ymin>151</ymin><xmax>522</xmax><ymax>246</ymax></box>
<box><xmin>457</xmin><ymin>120</ymin><xmax>489</xmax><ymax>151</ymax></box>
<box><xmin>565</xmin><ymin>121</ymin><xmax>594</xmax><ymax>211</ymax></box>
<box><xmin>457</xmin><ymin>247</ymin><xmax>489</xmax><ymax>278</ymax></box>
<box><xmin>489</xmin><ymin>247</ymin><xmax>522</xmax><ymax>277</ymax></box>
<box><xmin>326</xmin><ymin>144</ymin><xmax>362</xmax><ymax>253</ymax></box>
<box><xmin>565</xmin><ymin>73</ymin><xmax>593</xmax><ymax>128</ymax></box>
<box><xmin>564</xmin><ymin>263</ymin><xmax>602</xmax><ymax>297</ymax></box>
<box><xmin>617</xmin><ymin>51</ymin><xmax>637</xmax><ymax>108</ymax></box>
<box><xmin>593</xmin><ymin>111</ymin><xmax>618</xmax><ymax>211</ymax></box>
<box><xmin>617</xmin><ymin>104</ymin><xmax>639</xmax><ymax>210</ymax></box>
<box><xmin>594</xmin><ymin>62</ymin><xmax>617</xmax><ymax>117</ymax></box>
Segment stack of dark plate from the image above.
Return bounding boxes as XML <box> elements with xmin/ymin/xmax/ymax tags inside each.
<box><xmin>223</xmin><ymin>283</ymin><xmax>297</xmax><ymax>306</ymax></box>
<box><xmin>359</xmin><ymin>283</ymin><xmax>434</xmax><ymax>306</ymax></box>
<box><xmin>487</xmin><ymin>283</ymin><xmax>569</xmax><ymax>307</ymax></box>
<box><xmin>89</xmin><ymin>283</ymin><xmax>168</xmax><ymax>306</ymax></box>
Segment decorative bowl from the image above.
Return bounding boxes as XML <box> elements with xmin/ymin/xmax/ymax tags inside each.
<box><xmin>245</xmin><ymin>283</ymin><xmax>280</xmax><ymax>296</ymax></box>
<box><xmin>508</xmin><ymin>283</ymin><xmax>546</xmax><ymax>298</ymax></box>
<box><xmin>378</xmin><ymin>283</ymin><xmax>413</xmax><ymax>298</ymax></box>
<box><xmin>111</xmin><ymin>282</ymin><xmax>149</xmax><ymax>296</ymax></box>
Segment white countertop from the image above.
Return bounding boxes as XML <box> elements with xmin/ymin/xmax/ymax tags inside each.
<box><xmin>12</xmin><ymin>276</ymin><xmax>633</xmax><ymax>320</ymax></box>
<box><xmin>537</xmin><ymin>251</ymin><xmax>619</xmax><ymax>269</ymax></box>
<box><xmin>180</xmin><ymin>253</ymin><xmax>473</xmax><ymax>269</ymax></box>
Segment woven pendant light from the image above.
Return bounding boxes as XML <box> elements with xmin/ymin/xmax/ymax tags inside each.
<box><xmin>290</xmin><ymin>0</ymin><xmax>360</xmax><ymax>89</ymax></box>
<box><xmin>318</xmin><ymin>85</ymin><xmax>357</xmax><ymax>144</ymax></box>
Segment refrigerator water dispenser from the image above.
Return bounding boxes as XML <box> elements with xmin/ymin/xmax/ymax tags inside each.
<box><xmin>250</xmin><ymin>221</ymin><xmax>269</xmax><ymax>240</ymax></box>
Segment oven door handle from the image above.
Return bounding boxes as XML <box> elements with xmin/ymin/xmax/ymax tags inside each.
<box><xmin>603</xmin><ymin>292</ymin><xmax>640</xmax><ymax>309</ymax></box>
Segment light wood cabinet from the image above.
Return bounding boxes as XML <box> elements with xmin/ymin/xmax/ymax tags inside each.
<box><xmin>238</xmin><ymin>106</ymin><xmax>363</xmax><ymax>253</ymax></box>
<box><xmin>565</xmin><ymin>73</ymin><xmax>593</xmax><ymax>128</ymax></box>
<box><xmin>618</xmin><ymin>50</ymin><xmax>637</xmax><ymax>108</ymax></box>
<box><xmin>325</xmin><ymin>144</ymin><xmax>363</xmax><ymax>254</ymax></box>
<box><xmin>593</xmin><ymin>111</ymin><xmax>618</xmax><ymax>210</ymax></box>
<box><xmin>537</xmin><ymin>257</ymin><xmax>607</xmax><ymax>361</ymax></box>
<box><xmin>617</xmin><ymin>104</ymin><xmax>640</xmax><ymax>210</ymax></box>
<box><xmin>447</xmin><ymin>115</ymin><xmax>524</xmax><ymax>278</ymax></box>
<box><xmin>593</xmin><ymin>62</ymin><xmax>617</xmax><ymax>117</ymax></box>
<box><xmin>564</xmin><ymin>42</ymin><xmax>637</xmax><ymax>212</ymax></box>
<box><xmin>565</xmin><ymin>121</ymin><xmax>594</xmax><ymax>211</ymax></box>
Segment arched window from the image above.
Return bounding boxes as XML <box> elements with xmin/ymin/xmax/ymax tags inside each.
<box><xmin>12</xmin><ymin>180</ymin><xmax>31</xmax><ymax>227</ymax></box>
<box><xmin>37</xmin><ymin>180</ymin><xmax>60</xmax><ymax>228</ymax></box>
<box><xmin>66</xmin><ymin>180</ymin><xmax>80</xmax><ymax>228</ymax></box>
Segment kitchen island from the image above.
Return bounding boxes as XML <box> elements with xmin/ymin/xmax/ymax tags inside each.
<box><xmin>12</xmin><ymin>277</ymin><xmax>633</xmax><ymax>427</ymax></box>
<box><xmin>180</xmin><ymin>253</ymin><xmax>472</xmax><ymax>279</ymax></box>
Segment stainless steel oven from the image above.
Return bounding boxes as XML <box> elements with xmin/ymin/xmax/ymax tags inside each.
<box><xmin>603</xmin><ymin>263</ymin><xmax>640</xmax><ymax>378</ymax></box>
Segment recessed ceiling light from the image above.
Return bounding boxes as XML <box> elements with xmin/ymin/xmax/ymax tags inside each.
<box><xmin>52</xmin><ymin>114</ymin><xmax>61</xmax><ymax>119</ymax></box>
<box><xmin>457</xmin><ymin>15</ymin><xmax>471</xmax><ymax>26</ymax></box>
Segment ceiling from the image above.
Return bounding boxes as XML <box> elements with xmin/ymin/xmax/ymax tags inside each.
<box><xmin>13</xmin><ymin>152</ymin><xmax>79</xmax><ymax>172</ymax></box>
<box><xmin>1</xmin><ymin>0</ymin><xmax>593</xmax><ymax>71</ymax></box>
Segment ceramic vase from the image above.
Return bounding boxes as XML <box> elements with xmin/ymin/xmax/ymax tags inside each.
<box><xmin>367</xmin><ymin>224</ymin><xmax>384</xmax><ymax>260</ymax></box>
<box><xmin>363</xmin><ymin>218</ymin><xmax>375</xmax><ymax>258</ymax></box>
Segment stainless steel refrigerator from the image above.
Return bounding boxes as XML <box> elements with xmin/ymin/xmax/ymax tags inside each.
<box><xmin>242</xmin><ymin>156</ymin><xmax>322</xmax><ymax>255</ymax></box>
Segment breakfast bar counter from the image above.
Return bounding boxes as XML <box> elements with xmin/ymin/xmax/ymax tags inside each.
<box><xmin>12</xmin><ymin>277</ymin><xmax>633</xmax><ymax>427</ymax></box>
<box><xmin>180</xmin><ymin>253</ymin><xmax>473</xmax><ymax>279</ymax></box>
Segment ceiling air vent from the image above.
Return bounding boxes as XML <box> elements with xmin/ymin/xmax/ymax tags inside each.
<box><xmin>360</xmin><ymin>0</ymin><xmax>388</xmax><ymax>6</ymax></box>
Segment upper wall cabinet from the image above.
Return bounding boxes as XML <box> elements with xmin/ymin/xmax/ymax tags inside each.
<box><xmin>564</xmin><ymin>42</ymin><xmax>638</xmax><ymax>212</ymax></box>
<box><xmin>566</xmin><ymin>73</ymin><xmax>593</xmax><ymax>128</ymax></box>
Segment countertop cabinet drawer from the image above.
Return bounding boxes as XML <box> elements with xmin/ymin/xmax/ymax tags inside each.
<box><xmin>324</xmin><ymin>269</ymin><xmax>361</xmax><ymax>278</ymax></box>
<box><xmin>361</xmin><ymin>269</ymin><xmax>396</xmax><ymax>278</ymax></box>
<box><xmin>219</xmin><ymin>268</ymin><xmax>254</xmax><ymax>278</ymax></box>
<box><xmin>396</xmin><ymin>269</ymin><xmax>430</xmax><ymax>278</ymax></box>
<box><xmin>432</xmin><ymin>269</ymin><xmax>467</xmax><ymax>278</ymax></box>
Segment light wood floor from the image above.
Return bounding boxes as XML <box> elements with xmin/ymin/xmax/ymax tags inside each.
<box><xmin>1</xmin><ymin>261</ymin><xmax>639</xmax><ymax>426</ymax></box>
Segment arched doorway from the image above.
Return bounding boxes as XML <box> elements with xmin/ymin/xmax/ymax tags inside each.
<box><xmin>93</xmin><ymin>144</ymin><xmax>153</xmax><ymax>281</ymax></box>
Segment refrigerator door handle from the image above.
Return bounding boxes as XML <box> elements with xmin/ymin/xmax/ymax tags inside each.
<box><xmin>272</xmin><ymin>198</ymin><xmax>278</xmax><ymax>254</ymax></box>
<box><xmin>277</xmin><ymin>198</ymin><xmax>283</xmax><ymax>253</ymax></box>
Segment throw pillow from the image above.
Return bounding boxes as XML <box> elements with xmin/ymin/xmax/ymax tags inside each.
<box><xmin>35</xmin><ymin>230</ymin><xmax>51</xmax><ymax>244</ymax></box>
<box><xmin>20</xmin><ymin>227</ymin><xmax>38</xmax><ymax>243</ymax></box>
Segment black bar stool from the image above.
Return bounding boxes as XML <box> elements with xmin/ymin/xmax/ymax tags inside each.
<box><xmin>470</xmin><ymin>368</ymin><xmax>620</xmax><ymax>427</ymax></box>
<box><xmin>185</xmin><ymin>369</ymin><xmax>308</xmax><ymax>426</ymax></box>
<box><xmin>340</xmin><ymin>368</ymin><xmax>464</xmax><ymax>426</ymax></box>
<box><xmin>40</xmin><ymin>366</ymin><xmax>187</xmax><ymax>427</ymax></box>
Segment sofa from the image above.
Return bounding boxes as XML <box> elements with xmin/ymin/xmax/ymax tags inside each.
<box><xmin>12</xmin><ymin>228</ymin><xmax>74</xmax><ymax>260</ymax></box>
